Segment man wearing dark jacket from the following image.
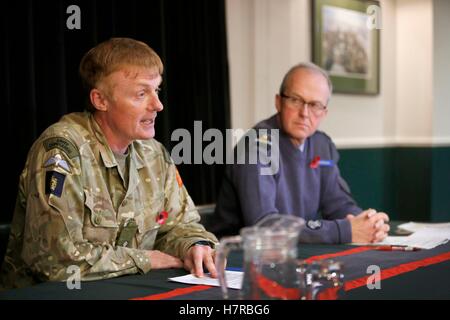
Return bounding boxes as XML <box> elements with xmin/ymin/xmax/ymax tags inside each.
<box><xmin>214</xmin><ymin>62</ymin><xmax>390</xmax><ymax>244</ymax></box>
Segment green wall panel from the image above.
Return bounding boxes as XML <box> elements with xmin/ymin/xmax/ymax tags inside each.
<box><xmin>338</xmin><ymin>146</ymin><xmax>450</xmax><ymax>222</ymax></box>
<box><xmin>431</xmin><ymin>147</ymin><xmax>450</xmax><ymax>221</ymax></box>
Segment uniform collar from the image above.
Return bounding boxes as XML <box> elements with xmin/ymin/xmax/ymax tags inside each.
<box><xmin>88</xmin><ymin>113</ymin><xmax>145</xmax><ymax>170</ymax></box>
<box><xmin>130</xmin><ymin>142</ymin><xmax>146</xmax><ymax>170</ymax></box>
<box><xmin>88</xmin><ymin>113</ymin><xmax>117</xmax><ymax>168</ymax></box>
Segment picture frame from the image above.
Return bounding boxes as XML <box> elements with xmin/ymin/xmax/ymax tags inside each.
<box><xmin>312</xmin><ymin>0</ymin><xmax>380</xmax><ymax>95</ymax></box>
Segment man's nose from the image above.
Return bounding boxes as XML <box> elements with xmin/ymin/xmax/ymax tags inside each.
<box><xmin>148</xmin><ymin>94</ymin><xmax>164</xmax><ymax>112</ymax></box>
<box><xmin>299</xmin><ymin>103</ymin><xmax>310</xmax><ymax>116</ymax></box>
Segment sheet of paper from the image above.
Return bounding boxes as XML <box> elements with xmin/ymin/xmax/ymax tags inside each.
<box><xmin>381</xmin><ymin>232</ymin><xmax>447</xmax><ymax>249</ymax></box>
<box><xmin>397</xmin><ymin>221</ymin><xmax>450</xmax><ymax>233</ymax></box>
<box><xmin>169</xmin><ymin>270</ymin><xmax>243</xmax><ymax>290</ymax></box>
<box><xmin>354</xmin><ymin>227</ymin><xmax>450</xmax><ymax>249</ymax></box>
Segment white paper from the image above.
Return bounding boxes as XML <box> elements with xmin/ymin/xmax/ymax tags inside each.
<box><xmin>353</xmin><ymin>227</ymin><xmax>450</xmax><ymax>249</ymax></box>
<box><xmin>351</xmin><ymin>221</ymin><xmax>450</xmax><ymax>249</ymax></box>
<box><xmin>397</xmin><ymin>221</ymin><xmax>450</xmax><ymax>233</ymax></box>
<box><xmin>169</xmin><ymin>270</ymin><xmax>243</xmax><ymax>290</ymax></box>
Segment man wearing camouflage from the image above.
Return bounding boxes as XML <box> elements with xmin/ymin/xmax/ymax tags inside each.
<box><xmin>0</xmin><ymin>38</ymin><xmax>218</xmax><ymax>289</ymax></box>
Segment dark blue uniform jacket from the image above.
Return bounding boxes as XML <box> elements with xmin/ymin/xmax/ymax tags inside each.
<box><xmin>213</xmin><ymin>114</ymin><xmax>362</xmax><ymax>243</ymax></box>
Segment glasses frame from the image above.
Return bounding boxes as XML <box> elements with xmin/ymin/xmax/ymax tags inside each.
<box><xmin>280</xmin><ymin>93</ymin><xmax>327</xmax><ymax>115</ymax></box>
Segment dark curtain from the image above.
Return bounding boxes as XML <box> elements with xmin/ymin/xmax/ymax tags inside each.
<box><xmin>0</xmin><ymin>0</ymin><xmax>231</xmax><ymax>224</ymax></box>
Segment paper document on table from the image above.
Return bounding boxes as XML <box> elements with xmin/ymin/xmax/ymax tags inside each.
<box><xmin>169</xmin><ymin>270</ymin><xmax>243</xmax><ymax>290</ymax></box>
<box><xmin>369</xmin><ymin>227</ymin><xmax>450</xmax><ymax>249</ymax></box>
<box><xmin>397</xmin><ymin>221</ymin><xmax>450</xmax><ymax>234</ymax></box>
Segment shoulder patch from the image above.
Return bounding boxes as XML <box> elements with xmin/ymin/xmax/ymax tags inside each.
<box><xmin>45</xmin><ymin>171</ymin><xmax>66</xmax><ymax>197</ymax></box>
<box><xmin>43</xmin><ymin>137</ymin><xmax>79</xmax><ymax>159</ymax></box>
<box><xmin>44</xmin><ymin>154</ymin><xmax>71</xmax><ymax>173</ymax></box>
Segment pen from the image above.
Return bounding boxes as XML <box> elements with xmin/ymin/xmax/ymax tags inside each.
<box><xmin>374</xmin><ymin>246</ymin><xmax>421</xmax><ymax>251</ymax></box>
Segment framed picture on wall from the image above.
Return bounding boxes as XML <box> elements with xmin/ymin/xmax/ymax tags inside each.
<box><xmin>312</xmin><ymin>0</ymin><xmax>380</xmax><ymax>94</ymax></box>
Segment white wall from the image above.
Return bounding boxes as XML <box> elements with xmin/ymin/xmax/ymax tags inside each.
<box><xmin>433</xmin><ymin>0</ymin><xmax>450</xmax><ymax>143</ymax></box>
<box><xmin>226</xmin><ymin>0</ymin><xmax>450</xmax><ymax>148</ymax></box>
<box><xmin>225</xmin><ymin>0</ymin><xmax>255</xmax><ymax>133</ymax></box>
<box><xmin>396</xmin><ymin>0</ymin><xmax>433</xmax><ymax>145</ymax></box>
<box><xmin>226</xmin><ymin>0</ymin><xmax>310</xmax><ymax>132</ymax></box>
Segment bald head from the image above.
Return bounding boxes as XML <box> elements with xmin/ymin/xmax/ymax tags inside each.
<box><xmin>275</xmin><ymin>63</ymin><xmax>330</xmax><ymax>147</ymax></box>
<box><xmin>279</xmin><ymin>62</ymin><xmax>332</xmax><ymax>101</ymax></box>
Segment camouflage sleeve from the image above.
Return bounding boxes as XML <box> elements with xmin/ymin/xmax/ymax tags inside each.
<box><xmin>153</xmin><ymin>155</ymin><xmax>219</xmax><ymax>258</ymax></box>
<box><xmin>20</xmin><ymin>141</ymin><xmax>152</xmax><ymax>283</ymax></box>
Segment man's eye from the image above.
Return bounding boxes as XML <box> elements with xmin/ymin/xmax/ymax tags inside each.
<box><xmin>155</xmin><ymin>88</ymin><xmax>162</xmax><ymax>95</ymax></box>
<box><xmin>137</xmin><ymin>91</ymin><xmax>146</xmax><ymax>98</ymax></box>
<box><xmin>292</xmin><ymin>97</ymin><xmax>302</xmax><ymax>104</ymax></box>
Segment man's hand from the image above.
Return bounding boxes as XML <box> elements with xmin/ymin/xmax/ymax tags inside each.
<box><xmin>147</xmin><ymin>250</ymin><xmax>183</xmax><ymax>269</ymax></box>
<box><xmin>183</xmin><ymin>244</ymin><xmax>217</xmax><ymax>278</ymax></box>
<box><xmin>347</xmin><ymin>209</ymin><xmax>390</xmax><ymax>243</ymax></box>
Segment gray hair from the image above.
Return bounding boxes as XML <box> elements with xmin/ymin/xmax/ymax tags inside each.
<box><xmin>279</xmin><ymin>62</ymin><xmax>333</xmax><ymax>97</ymax></box>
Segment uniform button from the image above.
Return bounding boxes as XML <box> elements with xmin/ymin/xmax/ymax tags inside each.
<box><xmin>94</xmin><ymin>215</ymin><xmax>102</xmax><ymax>225</ymax></box>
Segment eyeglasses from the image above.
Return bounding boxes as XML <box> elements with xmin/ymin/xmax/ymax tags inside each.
<box><xmin>280</xmin><ymin>93</ymin><xmax>327</xmax><ymax>115</ymax></box>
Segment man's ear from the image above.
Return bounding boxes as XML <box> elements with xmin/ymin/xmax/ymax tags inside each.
<box><xmin>89</xmin><ymin>88</ymin><xmax>108</xmax><ymax>111</ymax></box>
<box><xmin>275</xmin><ymin>94</ymin><xmax>282</xmax><ymax>113</ymax></box>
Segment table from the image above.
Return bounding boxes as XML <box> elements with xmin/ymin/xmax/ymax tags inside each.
<box><xmin>2</xmin><ymin>219</ymin><xmax>450</xmax><ymax>301</ymax></box>
<box><xmin>1</xmin><ymin>240</ymin><xmax>449</xmax><ymax>300</ymax></box>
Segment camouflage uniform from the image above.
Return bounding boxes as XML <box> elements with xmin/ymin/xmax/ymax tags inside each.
<box><xmin>0</xmin><ymin>112</ymin><xmax>218</xmax><ymax>289</ymax></box>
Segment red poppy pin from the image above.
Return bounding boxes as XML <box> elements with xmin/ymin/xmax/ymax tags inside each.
<box><xmin>156</xmin><ymin>211</ymin><xmax>168</xmax><ymax>225</ymax></box>
<box><xmin>310</xmin><ymin>156</ymin><xmax>321</xmax><ymax>169</ymax></box>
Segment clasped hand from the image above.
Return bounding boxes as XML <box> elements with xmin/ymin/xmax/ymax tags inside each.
<box><xmin>347</xmin><ymin>209</ymin><xmax>390</xmax><ymax>243</ymax></box>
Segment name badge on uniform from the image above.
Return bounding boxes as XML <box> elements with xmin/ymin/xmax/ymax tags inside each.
<box><xmin>117</xmin><ymin>218</ymin><xmax>138</xmax><ymax>247</ymax></box>
<box><xmin>309</xmin><ymin>156</ymin><xmax>334</xmax><ymax>169</ymax></box>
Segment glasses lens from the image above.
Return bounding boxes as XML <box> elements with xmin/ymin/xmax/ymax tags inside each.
<box><xmin>310</xmin><ymin>103</ymin><xmax>325</xmax><ymax>114</ymax></box>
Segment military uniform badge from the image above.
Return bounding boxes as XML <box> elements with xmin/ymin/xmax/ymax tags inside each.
<box><xmin>44</xmin><ymin>154</ymin><xmax>71</xmax><ymax>173</ymax></box>
<box><xmin>307</xmin><ymin>220</ymin><xmax>322</xmax><ymax>230</ymax></box>
<box><xmin>255</xmin><ymin>134</ymin><xmax>272</xmax><ymax>146</ymax></box>
<box><xmin>45</xmin><ymin>171</ymin><xmax>66</xmax><ymax>197</ymax></box>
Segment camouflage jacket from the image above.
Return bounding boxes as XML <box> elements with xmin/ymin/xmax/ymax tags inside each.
<box><xmin>0</xmin><ymin>112</ymin><xmax>218</xmax><ymax>289</ymax></box>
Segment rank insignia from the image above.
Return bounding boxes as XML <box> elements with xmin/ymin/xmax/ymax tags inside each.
<box><xmin>255</xmin><ymin>134</ymin><xmax>272</xmax><ymax>146</ymax></box>
<box><xmin>44</xmin><ymin>154</ymin><xmax>71</xmax><ymax>173</ymax></box>
<box><xmin>307</xmin><ymin>220</ymin><xmax>322</xmax><ymax>230</ymax></box>
<box><xmin>45</xmin><ymin>171</ymin><xmax>66</xmax><ymax>197</ymax></box>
